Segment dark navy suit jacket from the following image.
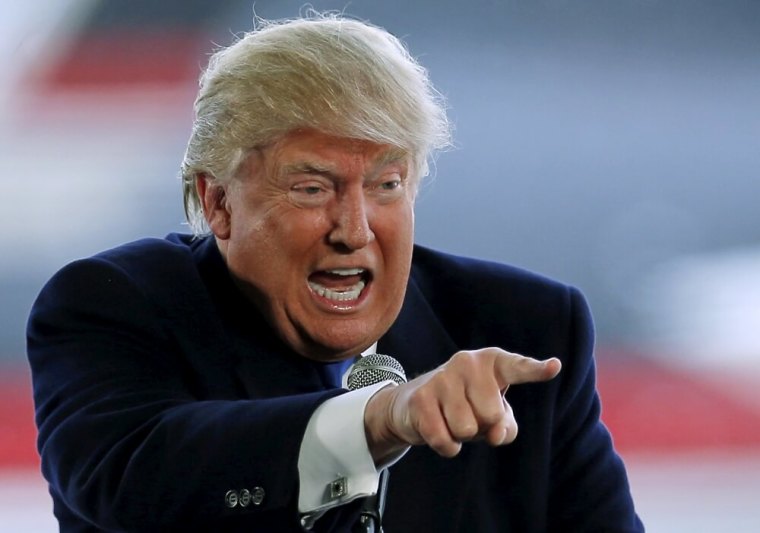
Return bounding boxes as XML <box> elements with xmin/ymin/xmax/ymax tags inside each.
<box><xmin>27</xmin><ymin>234</ymin><xmax>643</xmax><ymax>532</ymax></box>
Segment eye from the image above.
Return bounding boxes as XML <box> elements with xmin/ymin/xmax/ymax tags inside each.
<box><xmin>374</xmin><ymin>171</ymin><xmax>405</xmax><ymax>193</ymax></box>
<box><xmin>289</xmin><ymin>180</ymin><xmax>333</xmax><ymax>207</ymax></box>
<box><xmin>380</xmin><ymin>179</ymin><xmax>401</xmax><ymax>191</ymax></box>
<box><xmin>291</xmin><ymin>181</ymin><xmax>327</xmax><ymax>195</ymax></box>
<box><xmin>299</xmin><ymin>185</ymin><xmax>324</xmax><ymax>195</ymax></box>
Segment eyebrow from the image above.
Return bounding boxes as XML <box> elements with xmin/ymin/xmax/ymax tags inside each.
<box><xmin>280</xmin><ymin>148</ymin><xmax>410</xmax><ymax>179</ymax></box>
<box><xmin>281</xmin><ymin>162</ymin><xmax>335</xmax><ymax>176</ymax></box>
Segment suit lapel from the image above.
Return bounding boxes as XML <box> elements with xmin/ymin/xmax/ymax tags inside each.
<box><xmin>191</xmin><ymin>236</ymin><xmax>326</xmax><ymax>398</ymax></box>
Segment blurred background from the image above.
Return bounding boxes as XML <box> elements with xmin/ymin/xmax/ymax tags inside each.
<box><xmin>1</xmin><ymin>0</ymin><xmax>759</xmax><ymax>530</ymax></box>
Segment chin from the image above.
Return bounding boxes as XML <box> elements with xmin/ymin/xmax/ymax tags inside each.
<box><xmin>300</xmin><ymin>330</ymin><xmax>375</xmax><ymax>361</ymax></box>
<box><xmin>287</xmin><ymin>306</ymin><xmax>394</xmax><ymax>360</ymax></box>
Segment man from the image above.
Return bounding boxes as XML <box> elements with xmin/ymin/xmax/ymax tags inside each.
<box><xmin>27</xmin><ymin>13</ymin><xmax>643</xmax><ymax>532</ymax></box>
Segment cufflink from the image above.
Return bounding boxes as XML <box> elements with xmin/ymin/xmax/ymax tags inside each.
<box><xmin>329</xmin><ymin>477</ymin><xmax>348</xmax><ymax>500</ymax></box>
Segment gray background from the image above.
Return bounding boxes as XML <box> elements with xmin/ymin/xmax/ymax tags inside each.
<box><xmin>2</xmin><ymin>0</ymin><xmax>759</xmax><ymax>363</ymax></box>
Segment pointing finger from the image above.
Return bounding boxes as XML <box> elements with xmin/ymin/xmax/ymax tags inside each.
<box><xmin>491</xmin><ymin>350</ymin><xmax>561</xmax><ymax>389</ymax></box>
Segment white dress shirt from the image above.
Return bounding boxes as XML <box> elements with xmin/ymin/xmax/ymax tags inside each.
<box><xmin>297</xmin><ymin>345</ymin><xmax>409</xmax><ymax>524</ymax></box>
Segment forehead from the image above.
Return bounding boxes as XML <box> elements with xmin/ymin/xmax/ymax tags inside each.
<box><xmin>266</xmin><ymin>129</ymin><xmax>410</xmax><ymax>171</ymax></box>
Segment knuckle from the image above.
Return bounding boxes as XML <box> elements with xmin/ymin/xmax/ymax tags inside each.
<box><xmin>417</xmin><ymin>418</ymin><xmax>461</xmax><ymax>458</ymax></box>
<box><xmin>433</xmin><ymin>439</ymin><xmax>461</xmax><ymax>458</ymax></box>
<box><xmin>415</xmin><ymin>417</ymin><xmax>439</xmax><ymax>447</ymax></box>
<box><xmin>516</xmin><ymin>354</ymin><xmax>537</xmax><ymax>369</ymax></box>
<box><xmin>440</xmin><ymin>444</ymin><xmax>461</xmax><ymax>458</ymax></box>
<box><xmin>479</xmin><ymin>405</ymin><xmax>504</xmax><ymax>426</ymax></box>
<box><xmin>428</xmin><ymin>371</ymin><xmax>454</xmax><ymax>394</ymax></box>
<box><xmin>425</xmin><ymin>431</ymin><xmax>453</xmax><ymax>454</ymax></box>
<box><xmin>453</xmin><ymin>421</ymin><xmax>478</xmax><ymax>440</ymax></box>
<box><xmin>449</xmin><ymin>350</ymin><xmax>477</xmax><ymax>369</ymax></box>
<box><xmin>426</xmin><ymin>432</ymin><xmax>447</xmax><ymax>449</ymax></box>
<box><xmin>407</xmin><ymin>387</ymin><xmax>433</xmax><ymax>413</ymax></box>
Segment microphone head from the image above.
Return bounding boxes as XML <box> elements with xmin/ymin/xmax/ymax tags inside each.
<box><xmin>347</xmin><ymin>353</ymin><xmax>407</xmax><ymax>390</ymax></box>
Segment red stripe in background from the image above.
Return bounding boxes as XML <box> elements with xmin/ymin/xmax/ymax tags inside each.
<box><xmin>3</xmin><ymin>351</ymin><xmax>760</xmax><ymax>468</ymax></box>
<box><xmin>29</xmin><ymin>30</ymin><xmax>208</xmax><ymax>91</ymax></box>
<box><xmin>596</xmin><ymin>348</ymin><xmax>760</xmax><ymax>454</ymax></box>
<box><xmin>15</xmin><ymin>31</ymin><xmax>208</xmax><ymax>128</ymax></box>
<box><xmin>0</xmin><ymin>366</ymin><xmax>39</xmax><ymax>468</ymax></box>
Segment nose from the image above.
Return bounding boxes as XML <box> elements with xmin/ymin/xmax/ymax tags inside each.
<box><xmin>327</xmin><ymin>188</ymin><xmax>375</xmax><ymax>251</ymax></box>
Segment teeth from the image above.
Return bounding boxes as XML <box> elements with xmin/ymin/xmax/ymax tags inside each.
<box><xmin>326</xmin><ymin>268</ymin><xmax>364</xmax><ymax>276</ymax></box>
<box><xmin>309</xmin><ymin>280</ymin><xmax>366</xmax><ymax>302</ymax></box>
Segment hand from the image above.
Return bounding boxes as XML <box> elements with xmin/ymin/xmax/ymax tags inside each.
<box><xmin>364</xmin><ymin>348</ymin><xmax>561</xmax><ymax>463</ymax></box>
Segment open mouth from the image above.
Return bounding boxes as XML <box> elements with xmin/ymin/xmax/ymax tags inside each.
<box><xmin>307</xmin><ymin>268</ymin><xmax>371</xmax><ymax>303</ymax></box>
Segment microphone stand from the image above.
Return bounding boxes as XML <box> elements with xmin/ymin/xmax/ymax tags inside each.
<box><xmin>346</xmin><ymin>354</ymin><xmax>405</xmax><ymax>533</ymax></box>
<box><xmin>353</xmin><ymin>468</ymin><xmax>389</xmax><ymax>533</ymax></box>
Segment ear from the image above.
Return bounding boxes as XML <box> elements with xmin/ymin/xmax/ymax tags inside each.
<box><xmin>196</xmin><ymin>173</ymin><xmax>231</xmax><ymax>239</ymax></box>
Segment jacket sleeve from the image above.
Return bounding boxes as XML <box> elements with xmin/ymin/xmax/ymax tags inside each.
<box><xmin>548</xmin><ymin>286</ymin><xmax>644</xmax><ymax>532</ymax></box>
<box><xmin>26</xmin><ymin>256</ymin><xmax>340</xmax><ymax>531</ymax></box>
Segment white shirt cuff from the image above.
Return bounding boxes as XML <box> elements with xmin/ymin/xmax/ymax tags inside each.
<box><xmin>297</xmin><ymin>380</ymin><xmax>408</xmax><ymax>515</ymax></box>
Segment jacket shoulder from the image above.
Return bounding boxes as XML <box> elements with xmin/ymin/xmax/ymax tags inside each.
<box><xmin>411</xmin><ymin>244</ymin><xmax>574</xmax><ymax>308</ymax></box>
<box><xmin>92</xmin><ymin>233</ymin><xmax>197</xmax><ymax>273</ymax></box>
<box><xmin>410</xmin><ymin>244</ymin><xmax>588</xmax><ymax>355</ymax></box>
<box><xmin>48</xmin><ymin>233</ymin><xmax>197</xmax><ymax>288</ymax></box>
<box><xmin>30</xmin><ymin>234</ymin><xmax>205</xmax><ymax>324</ymax></box>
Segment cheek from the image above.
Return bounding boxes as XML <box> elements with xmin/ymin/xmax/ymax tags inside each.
<box><xmin>275</xmin><ymin>211</ymin><xmax>332</xmax><ymax>254</ymax></box>
<box><xmin>390</xmin><ymin>202</ymin><xmax>415</xmax><ymax>242</ymax></box>
<box><xmin>378</xmin><ymin>207</ymin><xmax>415</xmax><ymax>264</ymax></box>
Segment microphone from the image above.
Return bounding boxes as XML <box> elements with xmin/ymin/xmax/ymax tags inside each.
<box><xmin>347</xmin><ymin>353</ymin><xmax>407</xmax><ymax>389</ymax></box>
<box><xmin>347</xmin><ymin>354</ymin><xmax>406</xmax><ymax>533</ymax></box>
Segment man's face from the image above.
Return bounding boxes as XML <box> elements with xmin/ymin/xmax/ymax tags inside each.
<box><xmin>204</xmin><ymin>130</ymin><xmax>416</xmax><ymax>362</ymax></box>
